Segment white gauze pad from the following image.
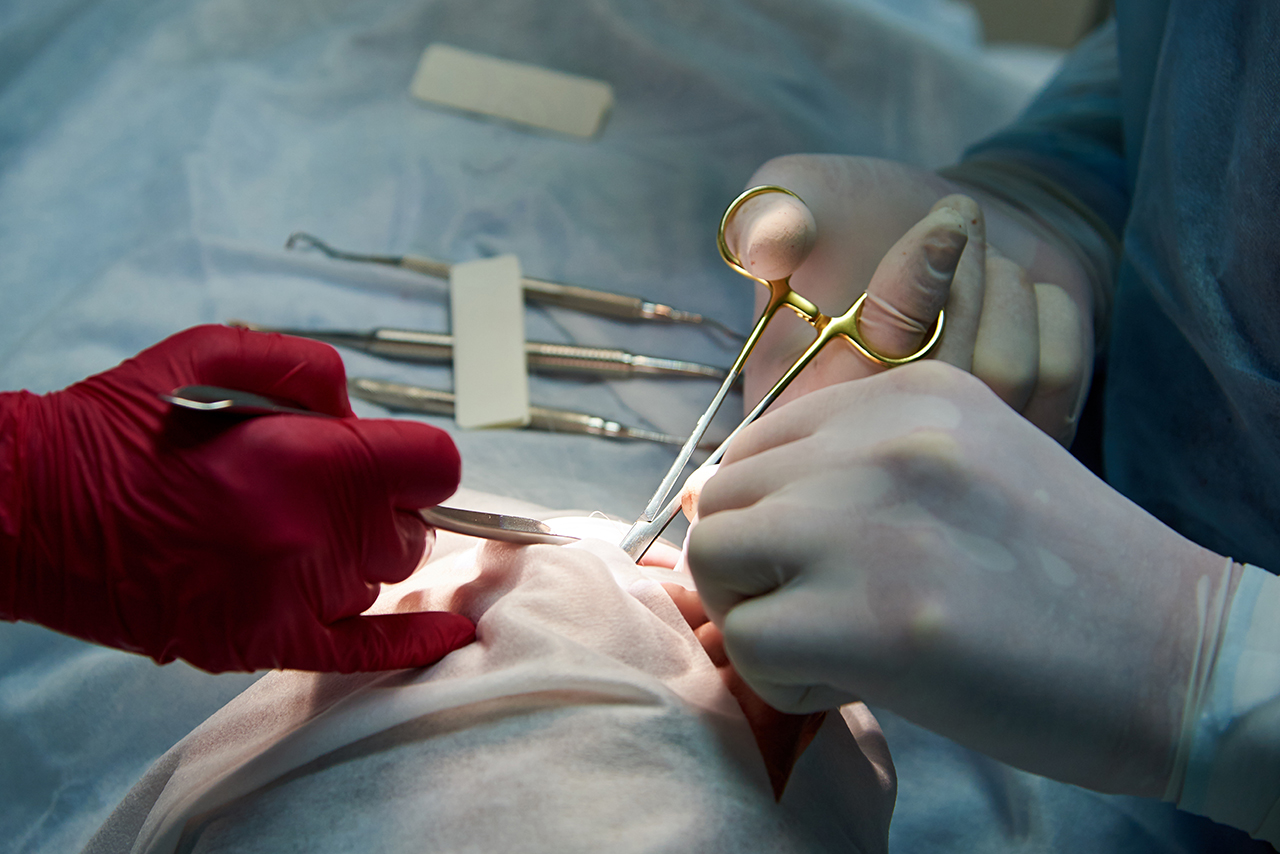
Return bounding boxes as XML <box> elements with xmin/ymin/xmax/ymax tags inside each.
<box><xmin>449</xmin><ymin>255</ymin><xmax>530</xmax><ymax>429</ymax></box>
<box><xmin>409</xmin><ymin>44</ymin><xmax>613</xmax><ymax>138</ymax></box>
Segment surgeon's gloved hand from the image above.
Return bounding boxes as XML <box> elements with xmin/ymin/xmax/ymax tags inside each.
<box><xmin>724</xmin><ymin>154</ymin><xmax>1109</xmax><ymax>444</ymax></box>
<box><xmin>0</xmin><ymin>325</ymin><xmax>475</xmax><ymax>673</ymax></box>
<box><xmin>687</xmin><ymin>361</ymin><xmax>1235</xmax><ymax>797</ymax></box>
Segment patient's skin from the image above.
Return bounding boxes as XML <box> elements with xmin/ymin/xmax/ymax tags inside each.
<box><xmin>662</xmin><ymin>582</ymin><xmax>827</xmax><ymax>799</ymax></box>
<box><xmin>667</xmin><ymin>470</ymin><xmax>828</xmax><ymax>797</ymax></box>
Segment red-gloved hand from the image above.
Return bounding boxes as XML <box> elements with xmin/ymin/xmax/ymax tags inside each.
<box><xmin>0</xmin><ymin>325</ymin><xmax>475</xmax><ymax>673</ymax></box>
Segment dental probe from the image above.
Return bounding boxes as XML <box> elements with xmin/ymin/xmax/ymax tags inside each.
<box><xmin>284</xmin><ymin>232</ymin><xmax>744</xmax><ymax>339</ymax></box>
<box><xmin>348</xmin><ymin>377</ymin><xmax>693</xmax><ymax>447</ymax></box>
<box><xmin>229</xmin><ymin>321</ymin><xmax>727</xmax><ymax>381</ymax></box>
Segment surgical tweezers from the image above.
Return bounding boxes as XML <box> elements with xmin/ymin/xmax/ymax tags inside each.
<box><xmin>161</xmin><ymin>385</ymin><xmax>577</xmax><ymax>545</ymax></box>
<box><xmin>285</xmin><ymin>233</ymin><xmax>743</xmax><ymax>339</ymax></box>
<box><xmin>229</xmin><ymin>321</ymin><xmax>728</xmax><ymax>381</ymax></box>
<box><xmin>348</xmin><ymin>377</ymin><xmax>694</xmax><ymax>447</ymax></box>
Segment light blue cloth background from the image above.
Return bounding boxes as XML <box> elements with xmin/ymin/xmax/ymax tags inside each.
<box><xmin>963</xmin><ymin>3</ymin><xmax>1280</xmax><ymax>576</ymax></box>
<box><xmin>0</xmin><ymin>1</ymin><xmax>1241</xmax><ymax>851</ymax></box>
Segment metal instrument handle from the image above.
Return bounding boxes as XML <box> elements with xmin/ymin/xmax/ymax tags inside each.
<box><xmin>367</xmin><ymin>329</ymin><xmax>454</xmax><ymax>362</ymax></box>
<box><xmin>520</xmin><ymin>277</ymin><xmax>655</xmax><ymax>320</ymax></box>
<box><xmin>398</xmin><ymin>254</ymin><xmax>453</xmax><ymax>280</ymax></box>
<box><xmin>527</xmin><ymin>406</ymin><xmax>623</xmax><ymax>438</ymax></box>
<box><xmin>524</xmin><ymin>341</ymin><xmax>635</xmax><ymax>377</ymax></box>
<box><xmin>367</xmin><ymin>331</ymin><xmax>699</xmax><ymax>379</ymax></box>
<box><xmin>349</xmin><ymin>378</ymin><xmax>620</xmax><ymax>438</ymax></box>
<box><xmin>347</xmin><ymin>378</ymin><xmax>456</xmax><ymax>415</ymax></box>
<box><xmin>404</xmin><ymin>256</ymin><xmax>668</xmax><ymax>322</ymax></box>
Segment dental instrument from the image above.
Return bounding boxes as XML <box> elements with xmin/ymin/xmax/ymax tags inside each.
<box><xmin>618</xmin><ymin>185</ymin><xmax>945</xmax><ymax>560</ymax></box>
<box><xmin>161</xmin><ymin>385</ymin><xmax>578</xmax><ymax>546</ymax></box>
<box><xmin>348</xmin><ymin>377</ymin><xmax>695</xmax><ymax>446</ymax></box>
<box><xmin>228</xmin><ymin>320</ymin><xmax>728</xmax><ymax>381</ymax></box>
<box><xmin>419</xmin><ymin>506</ymin><xmax>578</xmax><ymax>546</ymax></box>
<box><xmin>285</xmin><ymin>232</ymin><xmax>744</xmax><ymax>339</ymax></box>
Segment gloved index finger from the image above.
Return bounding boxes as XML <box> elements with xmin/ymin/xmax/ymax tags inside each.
<box><xmin>717</xmin><ymin>381</ymin><xmax>848</xmax><ymax>468</ymax></box>
<box><xmin>345</xmin><ymin>417</ymin><xmax>462</xmax><ymax>509</ymax></box>
<box><xmin>856</xmin><ymin>201</ymin><xmax>970</xmax><ymax>362</ymax></box>
<box><xmin>192</xmin><ymin>324</ymin><xmax>355</xmax><ymax>418</ymax></box>
<box><xmin>920</xmin><ymin>195</ymin><xmax>986</xmax><ymax>370</ymax></box>
<box><xmin>331</xmin><ymin>418</ymin><xmax>461</xmax><ymax>585</ymax></box>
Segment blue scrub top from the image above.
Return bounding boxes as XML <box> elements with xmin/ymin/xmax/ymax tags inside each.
<box><xmin>962</xmin><ymin>2</ymin><xmax>1280</xmax><ymax>568</ymax></box>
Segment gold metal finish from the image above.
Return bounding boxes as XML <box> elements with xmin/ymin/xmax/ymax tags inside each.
<box><xmin>620</xmin><ymin>185</ymin><xmax>946</xmax><ymax>560</ymax></box>
<box><xmin>716</xmin><ymin>185</ymin><xmax>944</xmax><ymax>369</ymax></box>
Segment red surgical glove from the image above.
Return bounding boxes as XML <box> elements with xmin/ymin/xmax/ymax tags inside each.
<box><xmin>0</xmin><ymin>325</ymin><xmax>475</xmax><ymax>673</ymax></box>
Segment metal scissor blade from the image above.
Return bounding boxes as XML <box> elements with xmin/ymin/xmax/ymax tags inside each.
<box><xmin>630</xmin><ymin>287</ymin><xmax>787</xmax><ymax>525</ymax></box>
<box><xmin>620</xmin><ymin>324</ymin><xmax>834</xmax><ymax>561</ymax></box>
<box><xmin>619</xmin><ymin>495</ymin><xmax>685</xmax><ymax>561</ymax></box>
<box><xmin>634</xmin><ymin>367</ymin><xmax>739</xmax><ymax>521</ymax></box>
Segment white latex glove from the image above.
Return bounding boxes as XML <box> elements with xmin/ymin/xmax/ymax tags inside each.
<box><xmin>686</xmin><ymin>361</ymin><xmax>1235</xmax><ymax>798</ymax></box>
<box><xmin>724</xmin><ymin>155</ymin><xmax>1103</xmax><ymax>444</ymax></box>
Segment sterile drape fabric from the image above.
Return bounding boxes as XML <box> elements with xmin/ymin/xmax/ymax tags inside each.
<box><xmin>83</xmin><ymin>496</ymin><xmax>895</xmax><ymax>854</ymax></box>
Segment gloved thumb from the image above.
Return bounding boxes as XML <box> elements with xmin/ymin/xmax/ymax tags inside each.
<box><xmin>288</xmin><ymin>611</ymin><xmax>476</xmax><ymax>673</ymax></box>
<box><xmin>721</xmin><ymin>191</ymin><xmax>818</xmax><ymax>282</ymax></box>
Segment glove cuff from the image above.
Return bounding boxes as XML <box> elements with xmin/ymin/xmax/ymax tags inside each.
<box><xmin>0</xmin><ymin>391</ymin><xmax>38</xmax><ymax>620</ymax></box>
<box><xmin>0</xmin><ymin>388</ymin><xmax>135</xmax><ymax>651</ymax></box>
<box><xmin>1164</xmin><ymin>561</ymin><xmax>1280</xmax><ymax>846</ymax></box>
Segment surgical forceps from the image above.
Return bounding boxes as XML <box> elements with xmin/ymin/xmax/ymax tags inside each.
<box><xmin>285</xmin><ymin>233</ymin><xmax>743</xmax><ymax>339</ymax></box>
<box><xmin>618</xmin><ymin>185</ymin><xmax>945</xmax><ymax>560</ymax></box>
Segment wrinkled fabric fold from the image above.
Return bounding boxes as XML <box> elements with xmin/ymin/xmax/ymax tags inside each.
<box><xmin>85</xmin><ymin>505</ymin><xmax>895</xmax><ymax>854</ymax></box>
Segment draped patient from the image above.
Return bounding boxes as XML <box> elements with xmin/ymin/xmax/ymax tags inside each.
<box><xmin>85</xmin><ymin>490</ymin><xmax>896</xmax><ymax>854</ymax></box>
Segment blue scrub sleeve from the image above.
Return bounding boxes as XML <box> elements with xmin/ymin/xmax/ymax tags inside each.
<box><xmin>938</xmin><ymin>20</ymin><xmax>1127</xmax><ymax>344</ymax></box>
